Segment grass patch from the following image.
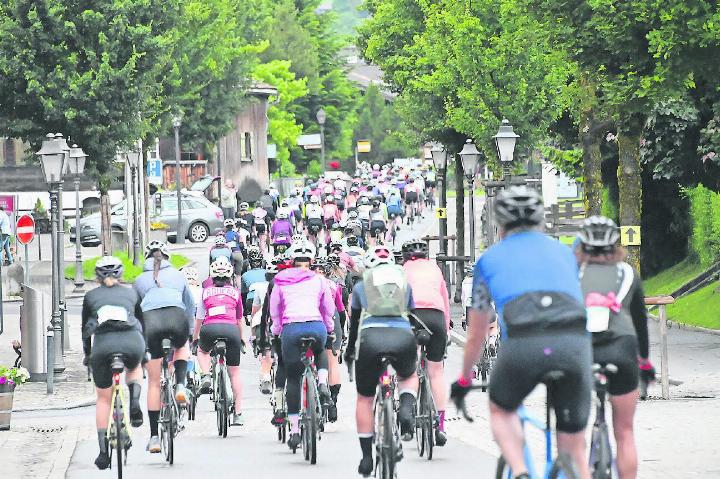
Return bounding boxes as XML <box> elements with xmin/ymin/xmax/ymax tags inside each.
<box><xmin>558</xmin><ymin>235</ymin><xmax>576</xmax><ymax>246</ymax></box>
<box><xmin>643</xmin><ymin>257</ymin><xmax>704</xmax><ymax>296</ymax></box>
<box><xmin>665</xmin><ymin>283</ymin><xmax>720</xmax><ymax>329</ymax></box>
<box><xmin>65</xmin><ymin>252</ymin><xmax>191</xmax><ymax>283</ymax></box>
<box><xmin>446</xmin><ymin>188</ymin><xmax>485</xmax><ymax>198</ymax></box>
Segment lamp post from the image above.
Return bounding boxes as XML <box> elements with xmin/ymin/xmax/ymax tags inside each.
<box><xmin>459</xmin><ymin>139</ymin><xmax>482</xmax><ymax>261</ymax></box>
<box><xmin>316</xmin><ymin>108</ymin><xmax>327</xmax><ymax>172</ymax></box>
<box><xmin>431</xmin><ymin>142</ymin><xmax>449</xmax><ymax>256</ymax></box>
<box><xmin>172</xmin><ymin>115</ymin><xmax>184</xmax><ymax>244</ymax></box>
<box><xmin>36</xmin><ymin>133</ymin><xmax>69</xmax><ymax>391</ymax></box>
<box><xmin>493</xmin><ymin>119</ymin><xmax>520</xmax><ymax>188</ymax></box>
<box><xmin>126</xmin><ymin>149</ymin><xmax>141</xmax><ymax>265</ymax></box>
<box><xmin>68</xmin><ymin>144</ymin><xmax>87</xmax><ymax>292</ymax></box>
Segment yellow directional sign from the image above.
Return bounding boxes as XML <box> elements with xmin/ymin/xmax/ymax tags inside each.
<box><xmin>357</xmin><ymin>140</ymin><xmax>371</xmax><ymax>153</ymax></box>
<box><xmin>620</xmin><ymin>226</ymin><xmax>641</xmax><ymax>246</ymax></box>
<box><xmin>436</xmin><ymin>208</ymin><xmax>447</xmax><ymax>219</ymax></box>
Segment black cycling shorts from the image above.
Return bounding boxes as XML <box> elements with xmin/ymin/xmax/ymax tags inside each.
<box><xmin>231</xmin><ymin>251</ymin><xmax>244</xmax><ymax>275</ymax></box>
<box><xmin>425</xmin><ymin>180</ymin><xmax>436</xmax><ymax>188</ymax></box>
<box><xmin>326</xmin><ymin>314</ymin><xmax>343</xmax><ymax>351</ymax></box>
<box><xmin>593</xmin><ymin>335</ymin><xmax>640</xmax><ymax>396</ymax></box>
<box><xmin>369</xmin><ymin>220</ymin><xmax>386</xmax><ymax>237</ymax></box>
<box><xmin>143</xmin><ymin>307</ymin><xmax>190</xmax><ymax>359</ymax></box>
<box><xmin>91</xmin><ymin>329</ymin><xmax>146</xmax><ymax>389</ymax></box>
<box><xmin>355</xmin><ymin>327</ymin><xmax>417</xmax><ymax>397</ymax></box>
<box><xmin>414</xmin><ymin>308</ymin><xmax>447</xmax><ymax>362</ymax></box>
<box><xmin>405</xmin><ymin>192</ymin><xmax>418</xmax><ymax>204</ymax></box>
<box><xmin>199</xmin><ymin>322</ymin><xmax>243</xmax><ymax>366</ymax></box>
<box><xmin>489</xmin><ymin>332</ymin><xmax>592</xmax><ymax>433</ymax></box>
<box><xmin>255</xmin><ymin>223</ymin><xmax>267</xmax><ymax>235</ymax></box>
<box><xmin>307</xmin><ymin>218</ymin><xmax>323</xmax><ymax>234</ymax></box>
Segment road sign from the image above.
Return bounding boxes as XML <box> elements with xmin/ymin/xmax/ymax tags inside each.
<box><xmin>620</xmin><ymin>226</ymin><xmax>641</xmax><ymax>246</ymax></box>
<box><xmin>357</xmin><ymin>140</ymin><xmax>371</xmax><ymax>153</ymax></box>
<box><xmin>436</xmin><ymin>208</ymin><xmax>447</xmax><ymax>219</ymax></box>
<box><xmin>147</xmin><ymin>158</ymin><xmax>163</xmax><ymax>185</ymax></box>
<box><xmin>16</xmin><ymin>214</ymin><xmax>35</xmax><ymax>245</ymax></box>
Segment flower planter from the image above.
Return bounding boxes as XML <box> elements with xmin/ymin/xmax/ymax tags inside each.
<box><xmin>0</xmin><ymin>383</ymin><xmax>14</xmax><ymax>431</ymax></box>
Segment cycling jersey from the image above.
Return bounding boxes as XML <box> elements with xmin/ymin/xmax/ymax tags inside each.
<box><xmin>403</xmin><ymin>258</ymin><xmax>451</xmax><ymax>328</ymax></box>
<box><xmin>351</xmin><ymin>268</ymin><xmax>414</xmax><ymax>329</ymax></box>
<box><xmin>269</xmin><ymin>268</ymin><xmax>336</xmax><ymax>336</ymax></box>
<box><xmin>305</xmin><ymin>204</ymin><xmax>323</xmax><ymax>220</ymax></box>
<box><xmin>369</xmin><ymin>207</ymin><xmax>386</xmax><ymax>222</ymax></box>
<box><xmin>323</xmin><ymin>203</ymin><xmax>340</xmax><ymax>222</ymax></box>
<box><xmin>346</xmin><ymin>194</ymin><xmax>359</xmax><ymax>209</ymax></box>
<box><xmin>271</xmin><ymin>219</ymin><xmax>293</xmax><ymax>244</ymax></box>
<box><xmin>224</xmin><ymin>230</ymin><xmax>242</xmax><ymax>252</ymax></box>
<box><xmin>253</xmin><ymin>208</ymin><xmax>268</xmax><ymax>225</ymax></box>
<box><xmin>472</xmin><ymin>231</ymin><xmax>585</xmax><ymax>339</ymax></box>
<box><xmin>357</xmin><ymin>204</ymin><xmax>372</xmax><ymax>220</ymax></box>
<box><xmin>81</xmin><ymin>283</ymin><xmax>143</xmax><ymax>356</ymax></box>
<box><xmin>198</xmin><ymin>285</ymin><xmax>243</xmax><ymax>325</ymax></box>
<box><xmin>134</xmin><ymin>259</ymin><xmax>195</xmax><ymax>321</ymax></box>
<box><xmin>241</xmin><ymin>267</ymin><xmax>267</xmax><ymax>303</ymax></box>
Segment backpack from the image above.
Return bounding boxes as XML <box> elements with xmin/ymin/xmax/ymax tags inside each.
<box><xmin>361</xmin><ymin>264</ymin><xmax>409</xmax><ymax>319</ymax></box>
<box><xmin>579</xmin><ymin>262</ymin><xmax>636</xmax><ymax>343</ymax></box>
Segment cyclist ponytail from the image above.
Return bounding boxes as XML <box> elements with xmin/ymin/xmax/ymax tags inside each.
<box><xmin>152</xmin><ymin>250</ymin><xmax>163</xmax><ymax>287</ymax></box>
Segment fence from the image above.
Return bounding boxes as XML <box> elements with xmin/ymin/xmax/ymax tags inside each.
<box><xmin>545</xmin><ymin>201</ymin><xmax>586</xmax><ymax>238</ymax></box>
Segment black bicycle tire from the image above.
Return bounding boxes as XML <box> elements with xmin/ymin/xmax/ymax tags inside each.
<box><xmin>415</xmin><ymin>381</ymin><xmax>425</xmax><ymax>457</ymax></box>
<box><xmin>423</xmin><ymin>377</ymin><xmax>434</xmax><ymax>461</ymax></box>
<box><xmin>165</xmin><ymin>383</ymin><xmax>175</xmax><ymax>465</ymax></box>
<box><xmin>306</xmin><ymin>373</ymin><xmax>319</xmax><ymax>465</ymax></box>
<box><xmin>495</xmin><ymin>456</ymin><xmax>512</xmax><ymax>479</ymax></box>
<box><xmin>590</xmin><ymin>424</ymin><xmax>612</xmax><ymax>479</ymax></box>
<box><xmin>114</xmin><ymin>393</ymin><xmax>123</xmax><ymax>479</ymax></box>
<box><xmin>220</xmin><ymin>368</ymin><xmax>228</xmax><ymax>438</ymax></box>
<box><xmin>549</xmin><ymin>452</ymin><xmax>580</xmax><ymax>479</ymax></box>
<box><xmin>382</xmin><ymin>396</ymin><xmax>396</xmax><ymax>479</ymax></box>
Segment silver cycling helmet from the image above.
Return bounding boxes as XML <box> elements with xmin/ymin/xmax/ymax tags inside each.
<box><xmin>577</xmin><ymin>216</ymin><xmax>620</xmax><ymax>252</ymax></box>
<box><xmin>288</xmin><ymin>241</ymin><xmax>316</xmax><ymax>261</ymax></box>
<box><xmin>494</xmin><ymin>186</ymin><xmax>545</xmax><ymax>229</ymax></box>
<box><xmin>95</xmin><ymin>255</ymin><xmax>123</xmax><ymax>279</ymax></box>
<box><xmin>364</xmin><ymin>245</ymin><xmax>394</xmax><ymax>268</ymax></box>
<box><xmin>223</xmin><ymin>218</ymin><xmax>235</xmax><ymax>228</ymax></box>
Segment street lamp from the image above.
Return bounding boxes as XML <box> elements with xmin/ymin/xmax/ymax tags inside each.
<box><xmin>493</xmin><ymin>119</ymin><xmax>520</xmax><ymax>186</ymax></box>
<box><xmin>68</xmin><ymin>144</ymin><xmax>87</xmax><ymax>292</ymax></box>
<box><xmin>430</xmin><ymin>143</ymin><xmax>450</xmax><ymax>278</ymax></box>
<box><xmin>459</xmin><ymin>139</ymin><xmax>482</xmax><ymax>261</ymax></box>
<box><xmin>36</xmin><ymin>133</ymin><xmax>69</xmax><ymax>390</ymax></box>
<box><xmin>172</xmin><ymin>115</ymin><xmax>184</xmax><ymax>244</ymax></box>
<box><xmin>316</xmin><ymin>108</ymin><xmax>327</xmax><ymax>172</ymax></box>
<box><xmin>126</xmin><ymin>149</ymin><xmax>142</xmax><ymax>264</ymax></box>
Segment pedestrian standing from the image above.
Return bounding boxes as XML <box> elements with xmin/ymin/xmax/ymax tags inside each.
<box><xmin>221</xmin><ymin>179</ymin><xmax>237</xmax><ymax>220</ymax></box>
<box><xmin>0</xmin><ymin>205</ymin><xmax>13</xmax><ymax>265</ymax></box>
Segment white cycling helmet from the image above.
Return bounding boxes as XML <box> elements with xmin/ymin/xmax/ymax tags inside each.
<box><xmin>95</xmin><ymin>255</ymin><xmax>123</xmax><ymax>279</ymax></box>
<box><xmin>277</xmin><ymin>210</ymin><xmax>289</xmax><ymax>219</ymax></box>
<box><xmin>324</xmin><ymin>185</ymin><xmax>334</xmax><ymax>195</ymax></box>
<box><xmin>288</xmin><ymin>241</ymin><xmax>316</xmax><ymax>261</ymax></box>
<box><xmin>209</xmin><ymin>256</ymin><xmax>234</xmax><ymax>279</ymax></box>
<box><xmin>239</xmin><ymin>202</ymin><xmax>250</xmax><ymax>210</ymax></box>
<box><xmin>364</xmin><ymin>245</ymin><xmax>394</xmax><ymax>268</ymax></box>
<box><xmin>291</xmin><ymin>233</ymin><xmax>304</xmax><ymax>243</ymax></box>
<box><xmin>213</xmin><ymin>234</ymin><xmax>227</xmax><ymax>246</ymax></box>
<box><xmin>281</xmin><ymin>200</ymin><xmax>289</xmax><ymax>207</ymax></box>
<box><xmin>145</xmin><ymin>240</ymin><xmax>169</xmax><ymax>259</ymax></box>
<box><xmin>372</xmin><ymin>164</ymin><xmax>380</xmax><ymax>171</ymax></box>
<box><xmin>223</xmin><ymin>218</ymin><xmax>235</xmax><ymax>228</ymax></box>
<box><xmin>310</xmin><ymin>195</ymin><xmax>320</xmax><ymax>204</ymax></box>
<box><xmin>326</xmin><ymin>195</ymin><xmax>335</xmax><ymax>202</ymax></box>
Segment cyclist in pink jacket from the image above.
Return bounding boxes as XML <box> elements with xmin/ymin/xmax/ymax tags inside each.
<box><xmin>402</xmin><ymin>239</ymin><xmax>451</xmax><ymax>446</ymax></box>
<box><xmin>269</xmin><ymin>241</ymin><xmax>336</xmax><ymax>451</ymax></box>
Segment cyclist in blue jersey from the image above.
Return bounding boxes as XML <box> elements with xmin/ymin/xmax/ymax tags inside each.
<box><xmin>451</xmin><ymin>186</ymin><xmax>593</xmax><ymax>479</ymax></box>
<box><xmin>241</xmin><ymin>250</ymin><xmax>267</xmax><ymax>317</ymax></box>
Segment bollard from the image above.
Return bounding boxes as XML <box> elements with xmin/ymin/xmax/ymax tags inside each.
<box><xmin>645</xmin><ymin>296</ymin><xmax>675</xmax><ymax>400</ymax></box>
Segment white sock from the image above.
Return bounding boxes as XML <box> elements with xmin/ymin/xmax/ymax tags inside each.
<box><xmin>318</xmin><ymin>368</ymin><xmax>329</xmax><ymax>385</ymax></box>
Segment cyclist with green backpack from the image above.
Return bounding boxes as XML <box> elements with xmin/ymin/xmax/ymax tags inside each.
<box><xmin>344</xmin><ymin>245</ymin><xmax>419</xmax><ymax>477</ymax></box>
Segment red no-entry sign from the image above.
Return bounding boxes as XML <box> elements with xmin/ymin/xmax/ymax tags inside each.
<box><xmin>16</xmin><ymin>214</ymin><xmax>35</xmax><ymax>245</ymax></box>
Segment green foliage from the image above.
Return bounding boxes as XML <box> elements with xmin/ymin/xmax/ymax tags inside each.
<box><xmin>306</xmin><ymin>159</ymin><xmax>323</xmax><ymax>179</ymax></box>
<box><xmin>684</xmin><ymin>184</ymin><xmax>720</xmax><ymax>266</ymax></box>
<box><xmin>540</xmin><ymin>145</ymin><xmax>582</xmax><ymax>178</ymax></box>
<box><xmin>600</xmin><ymin>187</ymin><xmax>618</xmax><ymax>223</ymax></box>
<box><xmin>331</xmin><ymin>0</ymin><xmax>368</xmax><ymax>36</ymax></box>
<box><xmin>65</xmin><ymin>252</ymin><xmax>190</xmax><ymax>283</ymax></box>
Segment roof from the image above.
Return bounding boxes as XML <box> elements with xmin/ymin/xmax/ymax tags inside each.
<box><xmin>346</xmin><ymin>64</ymin><xmax>396</xmax><ymax>101</ymax></box>
<box><xmin>249</xmin><ymin>82</ymin><xmax>278</xmax><ymax>97</ymax></box>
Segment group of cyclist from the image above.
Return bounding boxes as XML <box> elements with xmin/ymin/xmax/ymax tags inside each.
<box><xmin>81</xmin><ymin>159</ymin><xmax>653</xmax><ymax>479</ymax></box>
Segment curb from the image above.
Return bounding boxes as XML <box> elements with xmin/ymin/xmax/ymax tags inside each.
<box><xmin>13</xmin><ymin>397</ymin><xmax>95</xmax><ymax>413</ymax></box>
<box><xmin>48</xmin><ymin>427</ymin><xmax>80</xmax><ymax>479</ymax></box>
<box><xmin>449</xmin><ymin>329</ymin><xmax>467</xmax><ymax>347</ymax></box>
<box><xmin>648</xmin><ymin>313</ymin><xmax>720</xmax><ymax>337</ymax></box>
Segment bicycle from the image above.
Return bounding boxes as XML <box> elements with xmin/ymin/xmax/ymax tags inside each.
<box><xmin>455</xmin><ymin>372</ymin><xmax>580</xmax><ymax>479</ymax></box>
<box><xmin>374</xmin><ymin>356</ymin><xmax>402</xmax><ymax>479</ymax></box>
<box><xmin>588</xmin><ymin>363</ymin><xmax>617</xmax><ymax>479</ymax></box>
<box><xmin>294</xmin><ymin>337</ymin><xmax>324</xmax><ymax>464</ymax></box>
<box><xmin>107</xmin><ymin>354</ymin><xmax>132</xmax><ymax>479</ymax></box>
<box><xmin>413</xmin><ymin>324</ymin><xmax>437</xmax><ymax>460</ymax></box>
<box><xmin>210</xmin><ymin>337</ymin><xmax>233</xmax><ymax>438</ymax></box>
<box><xmin>186</xmin><ymin>355</ymin><xmax>199</xmax><ymax>421</ymax></box>
<box><xmin>159</xmin><ymin>339</ymin><xmax>182</xmax><ymax>465</ymax></box>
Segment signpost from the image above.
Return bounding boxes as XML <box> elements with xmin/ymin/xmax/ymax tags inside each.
<box><xmin>620</xmin><ymin>226</ymin><xmax>641</xmax><ymax>246</ymax></box>
<box><xmin>435</xmin><ymin>207</ymin><xmax>447</xmax><ymax>219</ymax></box>
<box><xmin>16</xmin><ymin>214</ymin><xmax>35</xmax><ymax>287</ymax></box>
<box><xmin>147</xmin><ymin>158</ymin><xmax>163</xmax><ymax>185</ymax></box>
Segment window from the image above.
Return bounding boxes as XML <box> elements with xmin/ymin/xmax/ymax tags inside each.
<box><xmin>3</xmin><ymin>140</ymin><xmax>16</xmax><ymax>166</ymax></box>
<box><xmin>241</xmin><ymin>132</ymin><xmax>253</xmax><ymax>162</ymax></box>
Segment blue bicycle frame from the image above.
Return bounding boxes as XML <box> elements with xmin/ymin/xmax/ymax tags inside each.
<box><xmin>501</xmin><ymin>405</ymin><xmax>565</xmax><ymax>479</ymax></box>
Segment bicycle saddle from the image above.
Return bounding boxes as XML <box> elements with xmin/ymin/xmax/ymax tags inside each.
<box><xmin>541</xmin><ymin>370</ymin><xmax>566</xmax><ymax>384</ymax></box>
<box><xmin>110</xmin><ymin>353</ymin><xmax>125</xmax><ymax>373</ymax></box>
<box><xmin>415</xmin><ymin>329</ymin><xmax>431</xmax><ymax>347</ymax></box>
<box><xmin>592</xmin><ymin>363</ymin><xmax>618</xmax><ymax>375</ymax></box>
<box><xmin>161</xmin><ymin>338</ymin><xmax>172</xmax><ymax>354</ymax></box>
<box><xmin>213</xmin><ymin>338</ymin><xmax>228</xmax><ymax>355</ymax></box>
<box><xmin>299</xmin><ymin>337</ymin><xmax>316</xmax><ymax>349</ymax></box>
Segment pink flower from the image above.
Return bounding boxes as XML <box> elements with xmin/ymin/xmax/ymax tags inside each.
<box><xmin>0</xmin><ymin>377</ymin><xmax>6</xmax><ymax>385</ymax></box>
<box><xmin>8</xmin><ymin>380</ymin><xmax>14</xmax><ymax>388</ymax></box>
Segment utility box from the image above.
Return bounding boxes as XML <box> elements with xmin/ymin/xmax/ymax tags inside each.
<box><xmin>20</xmin><ymin>284</ymin><xmax>51</xmax><ymax>381</ymax></box>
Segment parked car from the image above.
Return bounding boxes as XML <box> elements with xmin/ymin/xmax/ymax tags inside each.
<box><xmin>70</xmin><ymin>192</ymin><xmax>223</xmax><ymax>246</ymax></box>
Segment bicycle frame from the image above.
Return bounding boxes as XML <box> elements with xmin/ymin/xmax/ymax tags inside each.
<box><xmin>107</xmin><ymin>370</ymin><xmax>131</xmax><ymax>449</ymax></box>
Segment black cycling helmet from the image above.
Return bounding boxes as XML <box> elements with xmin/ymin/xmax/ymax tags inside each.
<box><xmin>95</xmin><ymin>255</ymin><xmax>123</xmax><ymax>280</ymax></box>
<box><xmin>393</xmin><ymin>249</ymin><xmax>404</xmax><ymax>265</ymax></box>
<box><xmin>346</xmin><ymin>235</ymin><xmax>359</xmax><ymax>247</ymax></box>
<box><xmin>494</xmin><ymin>186</ymin><xmax>545</xmax><ymax>229</ymax></box>
<box><xmin>577</xmin><ymin>216</ymin><xmax>620</xmax><ymax>253</ymax></box>
<box><xmin>401</xmin><ymin>239</ymin><xmax>429</xmax><ymax>260</ymax></box>
<box><xmin>310</xmin><ymin>256</ymin><xmax>329</xmax><ymax>274</ymax></box>
<box><xmin>327</xmin><ymin>254</ymin><xmax>341</xmax><ymax>268</ymax></box>
<box><xmin>248</xmin><ymin>248</ymin><xmax>263</xmax><ymax>264</ymax></box>
<box><xmin>371</xmin><ymin>199</ymin><xmax>380</xmax><ymax>207</ymax></box>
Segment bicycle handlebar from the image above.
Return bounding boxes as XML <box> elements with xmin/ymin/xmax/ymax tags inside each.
<box><xmin>452</xmin><ymin>384</ymin><xmax>487</xmax><ymax>422</ymax></box>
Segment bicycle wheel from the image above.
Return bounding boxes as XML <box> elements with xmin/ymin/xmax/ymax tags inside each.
<box><xmin>423</xmin><ymin>378</ymin><xmax>435</xmax><ymax>461</ymax></box>
<box><xmin>217</xmin><ymin>368</ymin><xmax>228</xmax><ymax>438</ymax></box>
<box><xmin>495</xmin><ymin>456</ymin><xmax>512</xmax><ymax>479</ymax></box>
<box><xmin>113</xmin><ymin>394</ymin><xmax>124</xmax><ymax>479</ymax></box>
<box><xmin>161</xmin><ymin>387</ymin><xmax>175</xmax><ymax>464</ymax></box>
<box><xmin>590</xmin><ymin>423</ymin><xmax>613</xmax><ymax>479</ymax></box>
<box><xmin>379</xmin><ymin>397</ymin><xmax>397</xmax><ymax>479</ymax></box>
<box><xmin>479</xmin><ymin>348</ymin><xmax>490</xmax><ymax>391</ymax></box>
<box><xmin>550</xmin><ymin>452</ymin><xmax>579</xmax><ymax>479</ymax></box>
<box><xmin>415</xmin><ymin>381</ymin><xmax>426</xmax><ymax>457</ymax></box>
<box><xmin>305</xmin><ymin>374</ymin><xmax>319</xmax><ymax>464</ymax></box>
